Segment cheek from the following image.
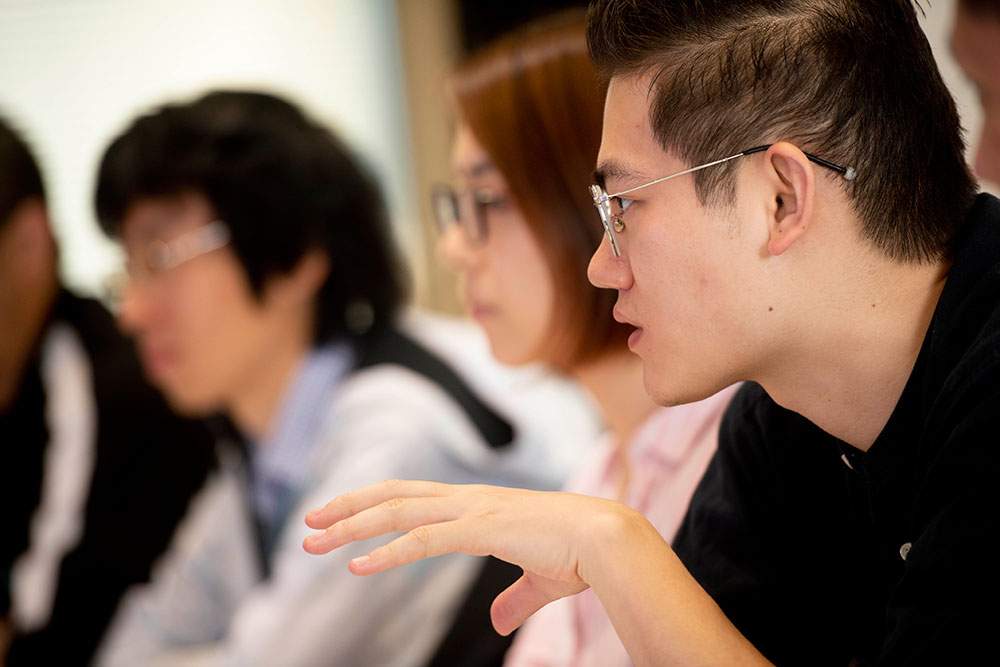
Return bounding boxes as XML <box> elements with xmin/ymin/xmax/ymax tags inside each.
<box><xmin>170</xmin><ymin>269</ymin><xmax>261</xmax><ymax>383</ymax></box>
<box><xmin>487</xmin><ymin>221</ymin><xmax>558</xmax><ymax>362</ymax></box>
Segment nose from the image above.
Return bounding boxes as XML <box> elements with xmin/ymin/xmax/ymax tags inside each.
<box><xmin>587</xmin><ymin>236</ymin><xmax>633</xmax><ymax>291</ymax></box>
<box><xmin>115</xmin><ymin>277</ymin><xmax>153</xmax><ymax>336</ymax></box>
<box><xmin>437</xmin><ymin>225</ymin><xmax>481</xmax><ymax>271</ymax></box>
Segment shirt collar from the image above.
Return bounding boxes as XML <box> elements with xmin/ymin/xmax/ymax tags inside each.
<box><xmin>250</xmin><ymin>341</ymin><xmax>354</xmax><ymax>489</ymax></box>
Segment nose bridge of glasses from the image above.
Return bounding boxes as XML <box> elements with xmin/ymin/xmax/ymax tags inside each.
<box><xmin>589</xmin><ymin>184</ymin><xmax>622</xmax><ymax>257</ymax></box>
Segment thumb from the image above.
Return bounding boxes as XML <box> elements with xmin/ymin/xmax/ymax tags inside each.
<box><xmin>490</xmin><ymin>573</ymin><xmax>576</xmax><ymax>636</ymax></box>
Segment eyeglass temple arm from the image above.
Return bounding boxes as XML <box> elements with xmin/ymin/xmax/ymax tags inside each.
<box><xmin>741</xmin><ymin>145</ymin><xmax>856</xmax><ymax>181</ymax></box>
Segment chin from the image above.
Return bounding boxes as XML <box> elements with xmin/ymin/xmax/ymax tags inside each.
<box><xmin>642</xmin><ymin>366</ymin><xmax>717</xmax><ymax>407</ymax></box>
<box><xmin>159</xmin><ymin>384</ymin><xmax>224</xmax><ymax>418</ymax></box>
<box><xmin>487</xmin><ymin>338</ymin><xmax>535</xmax><ymax>368</ymax></box>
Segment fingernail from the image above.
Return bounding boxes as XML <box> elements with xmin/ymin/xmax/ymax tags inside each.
<box><xmin>351</xmin><ymin>555</ymin><xmax>370</xmax><ymax>568</ymax></box>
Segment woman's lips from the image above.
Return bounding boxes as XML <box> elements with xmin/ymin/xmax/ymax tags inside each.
<box><xmin>466</xmin><ymin>297</ymin><xmax>496</xmax><ymax>320</ymax></box>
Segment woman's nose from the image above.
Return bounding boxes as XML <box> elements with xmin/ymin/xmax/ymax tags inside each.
<box><xmin>437</xmin><ymin>224</ymin><xmax>479</xmax><ymax>270</ymax></box>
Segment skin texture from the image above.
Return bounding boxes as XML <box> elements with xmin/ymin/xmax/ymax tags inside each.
<box><xmin>952</xmin><ymin>4</ymin><xmax>1000</xmax><ymax>187</ymax></box>
<box><xmin>439</xmin><ymin>122</ymin><xmax>558</xmax><ymax>367</ymax></box>
<box><xmin>303</xmin><ymin>72</ymin><xmax>949</xmax><ymax>664</ymax></box>
<box><xmin>117</xmin><ymin>192</ymin><xmax>325</xmax><ymax>438</ymax></box>
<box><xmin>0</xmin><ymin>199</ymin><xmax>58</xmax><ymax>412</ymax></box>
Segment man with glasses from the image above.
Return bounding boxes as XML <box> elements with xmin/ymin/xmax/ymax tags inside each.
<box><xmin>303</xmin><ymin>0</ymin><xmax>999</xmax><ymax>664</ymax></box>
<box><xmin>93</xmin><ymin>90</ymin><xmax>593</xmax><ymax>667</ymax></box>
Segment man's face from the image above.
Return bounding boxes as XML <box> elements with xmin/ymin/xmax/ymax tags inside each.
<box><xmin>953</xmin><ymin>4</ymin><xmax>1000</xmax><ymax>187</ymax></box>
<box><xmin>116</xmin><ymin>193</ymin><xmax>294</xmax><ymax>415</ymax></box>
<box><xmin>587</xmin><ymin>75</ymin><xmax>765</xmax><ymax>406</ymax></box>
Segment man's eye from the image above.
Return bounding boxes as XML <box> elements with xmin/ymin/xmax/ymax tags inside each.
<box><xmin>613</xmin><ymin>196</ymin><xmax>633</xmax><ymax>214</ymax></box>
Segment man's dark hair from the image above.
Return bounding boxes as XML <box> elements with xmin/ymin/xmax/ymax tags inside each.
<box><xmin>96</xmin><ymin>90</ymin><xmax>405</xmax><ymax>343</ymax></box>
<box><xmin>587</xmin><ymin>0</ymin><xmax>977</xmax><ymax>262</ymax></box>
<box><xmin>0</xmin><ymin>115</ymin><xmax>45</xmax><ymax>229</ymax></box>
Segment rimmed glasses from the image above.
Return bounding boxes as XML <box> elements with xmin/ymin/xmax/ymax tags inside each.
<box><xmin>106</xmin><ymin>220</ymin><xmax>231</xmax><ymax>302</ymax></box>
<box><xmin>590</xmin><ymin>144</ymin><xmax>856</xmax><ymax>257</ymax></box>
<box><xmin>430</xmin><ymin>184</ymin><xmax>506</xmax><ymax>243</ymax></box>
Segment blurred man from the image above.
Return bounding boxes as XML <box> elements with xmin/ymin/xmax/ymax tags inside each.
<box><xmin>93</xmin><ymin>90</ymin><xmax>593</xmax><ymax>666</ymax></box>
<box><xmin>0</xmin><ymin>117</ymin><xmax>214</xmax><ymax>664</ymax></box>
<box><xmin>953</xmin><ymin>0</ymin><xmax>1000</xmax><ymax>186</ymax></box>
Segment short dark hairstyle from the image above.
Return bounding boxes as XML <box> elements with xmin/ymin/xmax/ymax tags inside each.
<box><xmin>451</xmin><ymin>10</ymin><xmax>630</xmax><ymax>368</ymax></box>
<box><xmin>587</xmin><ymin>0</ymin><xmax>977</xmax><ymax>263</ymax></box>
<box><xmin>96</xmin><ymin>90</ymin><xmax>406</xmax><ymax>344</ymax></box>
<box><xmin>0</xmin><ymin>115</ymin><xmax>45</xmax><ymax>230</ymax></box>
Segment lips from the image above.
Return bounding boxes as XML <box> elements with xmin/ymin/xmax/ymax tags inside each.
<box><xmin>138</xmin><ymin>343</ymin><xmax>177</xmax><ymax>383</ymax></box>
<box><xmin>612</xmin><ymin>305</ymin><xmax>639</xmax><ymax>328</ymax></box>
<box><xmin>463</xmin><ymin>288</ymin><xmax>496</xmax><ymax>320</ymax></box>
<box><xmin>613</xmin><ymin>306</ymin><xmax>643</xmax><ymax>350</ymax></box>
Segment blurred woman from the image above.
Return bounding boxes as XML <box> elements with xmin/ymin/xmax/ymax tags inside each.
<box><xmin>429</xmin><ymin>12</ymin><xmax>740</xmax><ymax>666</ymax></box>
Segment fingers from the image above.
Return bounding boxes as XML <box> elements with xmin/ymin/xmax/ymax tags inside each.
<box><xmin>346</xmin><ymin>519</ymin><xmax>489</xmax><ymax>574</ymax></box>
<box><xmin>490</xmin><ymin>574</ymin><xmax>564</xmax><ymax>636</ymax></box>
<box><xmin>303</xmin><ymin>494</ymin><xmax>463</xmax><ymax>555</ymax></box>
<box><xmin>304</xmin><ymin>479</ymin><xmax>452</xmax><ymax>530</ymax></box>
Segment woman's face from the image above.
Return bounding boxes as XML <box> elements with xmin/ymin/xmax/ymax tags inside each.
<box><xmin>439</xmin><ymin>123</ymin><xmax>558</xmax><ymax>366</ymax></box>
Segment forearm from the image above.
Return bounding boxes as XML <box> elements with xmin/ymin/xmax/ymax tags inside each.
<box><xmin>582</xmin><ymin>507</ymin><xmax>769</xmax><ymax>667</ymax></box>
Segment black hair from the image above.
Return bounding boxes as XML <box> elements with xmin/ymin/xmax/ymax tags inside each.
<box><xmin>96</xmin><ymin>90</ymin><xmax>406</xmax><ymax>343</ymax></box>
<box><xmin>0</xmin><ymin>114</ymin><xmax>46</xmax><ymax>229</ymax></box>
<box><xmin>587</xmin><ymin>0</ymin><xmax>977</xmax><ymax>262</ymax></box>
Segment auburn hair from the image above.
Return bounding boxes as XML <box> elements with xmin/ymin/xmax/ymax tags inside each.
<box><xmin>451</xmin><ymin>10</ymin><xmax>629</xmax><ymax>368</ymax></box>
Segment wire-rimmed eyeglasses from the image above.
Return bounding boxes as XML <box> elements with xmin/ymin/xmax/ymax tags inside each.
<box><xmin>105</xmin><ymin>220</ymin><xmax>231</xmax><ymax>302</ymax></box>
<box><xmin>589</xmin><ymin>144</ymin><xmax>856</xmax><ymax>257</ymax></box>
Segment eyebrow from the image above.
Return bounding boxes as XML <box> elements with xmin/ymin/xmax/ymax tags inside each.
<box><xmin>592</xmin><ymin>159</ymin><xmax>649</xmax><ymax>192</ymax></box>
<box><xmin>454</xmin><ymin>158</ymin><xmax>497</xmax><ymax>181</ymax></box>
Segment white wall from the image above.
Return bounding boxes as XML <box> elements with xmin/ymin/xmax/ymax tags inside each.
<box><xmin>0</xmin><ymin>0</ymin><xmax>421</xmax><ymax>296</ymax></box>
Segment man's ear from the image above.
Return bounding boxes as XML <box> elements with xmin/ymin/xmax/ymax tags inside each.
<box><xmin>266</xmin><ymin>250</ymin><xmax>330</xmax><ymax>308</ymax></box>
<box><xmin>762</xmin><ymin>142</ymin><xmax>815</xmax><ymax>256</ymax></box>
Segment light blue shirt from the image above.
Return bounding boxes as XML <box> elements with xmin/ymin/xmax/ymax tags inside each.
<box><xmin>246</xmin><ymin>342</ymin><xmax>352</xmax><ymax>553</ymax></box>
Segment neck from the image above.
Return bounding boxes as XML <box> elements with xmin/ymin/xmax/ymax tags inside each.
<box><xmin>572</xmin><ymin>349</ymin><xmax>659</xmax><ymax>452</ymax></box>
<box><xmin>227</xmin><ymin>325</ymin><xmax>312</xmax><ymax>442</ymax></box>
<box><xmin>760</xmin><ymin>257</ymin><xmax>948</xmax><ymax>451</ymax></box>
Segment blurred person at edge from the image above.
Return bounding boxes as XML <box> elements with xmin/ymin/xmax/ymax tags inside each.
<box><xmin>953</xmin><ymin>0</ymin><xmax>1000</xmax><ymax>186</ymax></box>
<box><xmin>93</xmin><ymin>90</ymin><xmax>595</xmax><ymax>667</ymax></box>
<box><xmin>424</xmin><ymin>12</ymin><xmax>738</xmax><ymax>667</ymax></box>
<box><xmin>0</xmin><ymin>116</ymin><xmax>214</xmax><ymax>665</ymax></box>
